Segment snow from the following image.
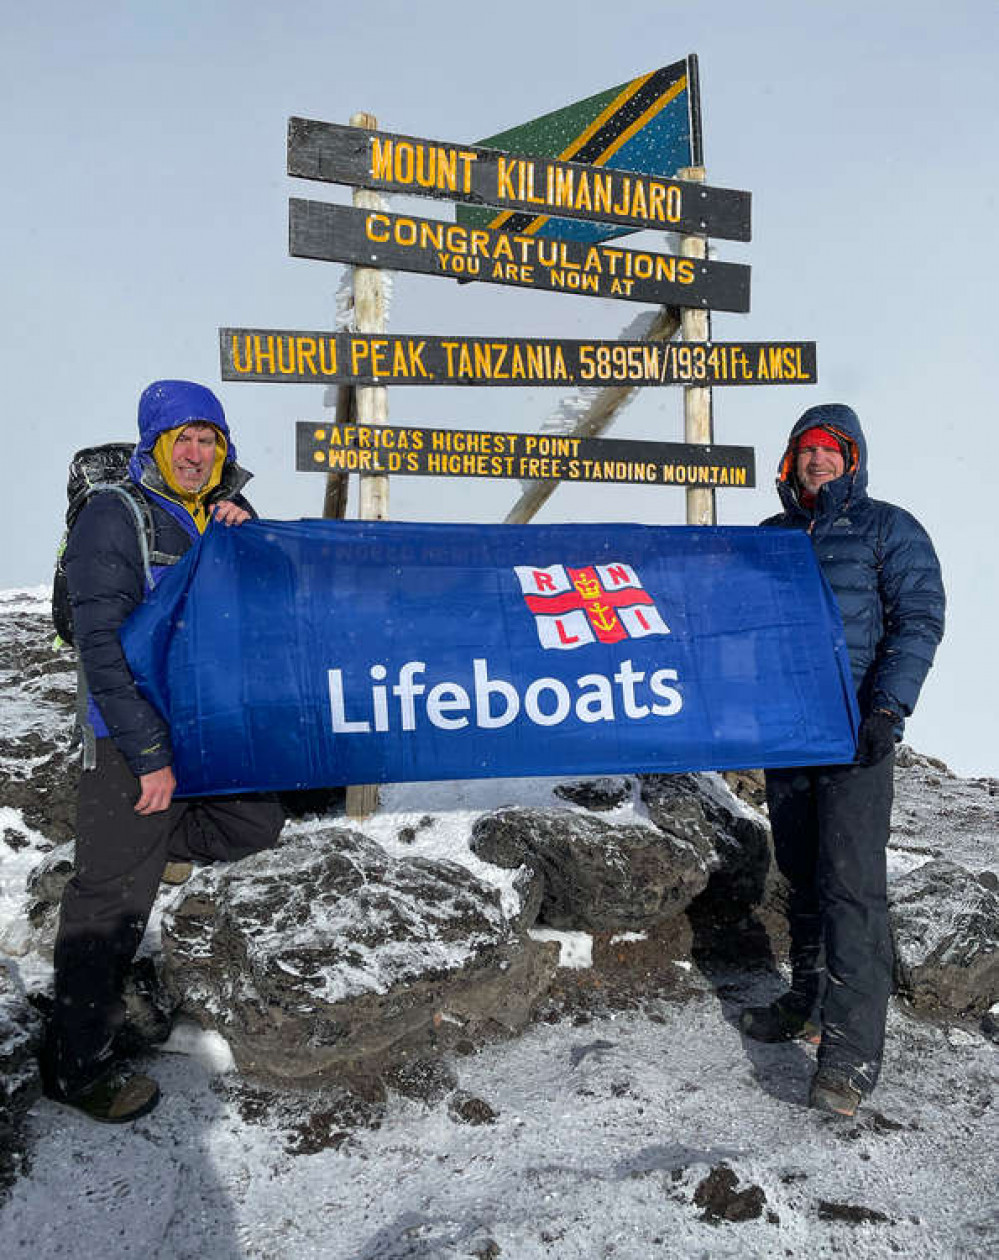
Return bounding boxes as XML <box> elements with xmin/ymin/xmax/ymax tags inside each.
<box><xmin>1</xmin><ymin>587</ymin><xmax>997</xmax><ymax>1257</ymax></box>
<box><xmin>527</xmin><ymin>928</ymin><xmax>594</xmax><ymax>969</ymax></box>
<box><xmin>2</xmin><ymin>994</ymin><xmax>996</xmax><ymax>1258</ymax></box>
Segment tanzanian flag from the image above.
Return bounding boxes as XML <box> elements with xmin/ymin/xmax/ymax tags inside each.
<box><xmin>457</xmin><ymin>57</ymin><xmax>701</xmax><ymax>244</ymax></box>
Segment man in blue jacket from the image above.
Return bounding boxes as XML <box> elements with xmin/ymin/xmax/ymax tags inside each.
<box><xmin>740</xmin><ymin>403</ymin><xmax>945</xmax><ymax>1117</ymax></box>
<box><xmin>42</xmin><ymin>380</ymin><xmax>284</xmax><ymax>1123</ymax></box>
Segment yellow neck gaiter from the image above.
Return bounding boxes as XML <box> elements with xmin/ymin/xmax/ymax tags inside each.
<box><xmin>153</xmin><ymin>426</ymin><xmax>228</xmax><ymax>533</ymax></box>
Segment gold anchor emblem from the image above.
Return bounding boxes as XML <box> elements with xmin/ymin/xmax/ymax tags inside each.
<box><xmin>588</xmin><ymin>602</ymin><xmax>619</xmax><ymax>633</ymax></box>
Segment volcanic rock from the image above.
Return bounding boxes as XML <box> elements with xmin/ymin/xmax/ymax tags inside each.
<box><xmin>161</xmin><ymin>828</ymin><xmax>558</xmax><ymax>1088</ymax></box>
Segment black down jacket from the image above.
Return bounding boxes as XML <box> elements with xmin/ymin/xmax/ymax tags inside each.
<box><xmin>763</xmin><ymin>403</ymin><xmax>945</xmax><ymax>728</ymax></box>
<box><xmin>65</xmin><ymin>382</ymin><xmax>253</xmax><ymax>776</ymax></box>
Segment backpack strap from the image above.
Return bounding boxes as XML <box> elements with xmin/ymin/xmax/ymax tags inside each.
<box><xmin>89</xmin><ymin>484</ymin><xmax>156</xmax><ymax>593</ymax></box>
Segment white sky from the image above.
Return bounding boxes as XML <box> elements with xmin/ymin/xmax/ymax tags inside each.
<box><xmin>2</xmin><ymin>0</ymin><xmax>996</xmax><ymax>775</ymax></box>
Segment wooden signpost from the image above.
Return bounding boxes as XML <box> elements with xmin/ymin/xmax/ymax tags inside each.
<box><xmin>287</xmin><ymin>118</ymin><xmax>751</xmax><ymax>242</ymax></box>
<box><xmin>222</xmin><ymin>58</ymin><xmax>819</xmax><ymax>814</ymax></box>
<box><xmin>221</xmin><ymin>329</ymin><xmax>815</xmax><ymax>388</ymax></box>
<box><xmin>289</xmin><ymin>201</ymin><xmax>751</xmax><ymax>311</ymax></box>
<box><xmin>296</xmin><ymin>421</ymin><xmax>755</xmax><ymax>488</ymax></box>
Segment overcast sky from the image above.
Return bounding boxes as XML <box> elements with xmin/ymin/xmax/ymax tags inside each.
<box><xmin>3</xmin><ymin>0</ymin><xmax>995</xmax><ymax>776</ymax></box>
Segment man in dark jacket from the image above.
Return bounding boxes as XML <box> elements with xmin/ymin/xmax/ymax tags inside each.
<box><xmin>42</xmin><ymin>380</ymin><xmax>284</xmax><ymax>1123</ymax></box>
<box><xmin>740</xmin><ymin>403</ymin><xmax>944</xmax><ymax>1117</ymax></box>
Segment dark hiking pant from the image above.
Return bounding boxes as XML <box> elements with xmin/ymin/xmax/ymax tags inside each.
<box><xmin>765</xmin><ymin>750</ymin><xmax>895</xmax><ymax>1093</ymax></box>
<box><xmin>46</xmin><ymin>738</ymin><xmax>284</xmax><ymax>1097</ymax></box>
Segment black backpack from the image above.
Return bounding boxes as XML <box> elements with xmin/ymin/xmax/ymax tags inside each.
<box><xmin>52</xmin><ymin>443</ymin><xmax>156</xmax><ymax>647</ymax></box>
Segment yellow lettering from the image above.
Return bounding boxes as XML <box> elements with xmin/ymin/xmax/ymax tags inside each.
<box><xmin>554</xmin><ymin>166</ymin><xmax>574</xmax><ymax>209</ymax></box>
<box><xmin>655</xmin><ymin>256</ymin><xmax>677</xmax><ymax>284</ymax></box>
<box><xmin>419</xmin><ymin>220</ymin><xmax>444</xmax><ymax>251</ymax></box>
<box><xmin>366</xmin><ymin>213</ymin><xmax>390</xmax><ymax>243</ymax></box>
<box><xmin>457</xmin><ymin>151</ymin><xmax>477</xmax><ymax>194</ymax></box>
<box><xmin>370</xmin><ymin>137</ymin><xmax>392</xmax><ymax>182</ymax></box>
<box><xmin>574</xmin><ymin>173</ymin><xmax>592</xmax><ymax>212</ymax></box>
<box><xmin>497</xmin><ymin>156</ymin><xmax>517</xmax><ymax>201</ymax></box>
<box><xmin>254</xmin><ymin>336</ymin><xmax>276</xmax><ymax>374</ymax></box>
<box><xmin>318</xmin><ymin>336</ymin><xmax>336</xmax><ymax>376</ymax></box>
<box><xmin>276</xmin><ymin>336</ymin><xmax>295</xmax><ymax>375</ymax></box>
<box><xmin>231</xmin><ymin>337</ymin><xmax>251</xmax><ymax>374</ymax></box>
<box><xmin>593</xmin><ymin>174</ymin><xmax>612</xmax><ymax>216</ymax></box>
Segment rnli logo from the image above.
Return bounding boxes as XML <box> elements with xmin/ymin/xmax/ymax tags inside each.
<box><xmin>514</xmin><ymin>562</ymin><xmax>670</xmax><ymax>650</ymax></box>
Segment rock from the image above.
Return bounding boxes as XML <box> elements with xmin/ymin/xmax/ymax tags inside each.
<box><xmin>0</xmin><ymin>609</ymin><xmax>78</xmax><ymax>847</ymax></box>
<box><xmin>693</xmin><ymin>1164</ymin><xmax>767</xmax><ymax>1222</ymax></box>
<box><xmin>161</xmin><ymin>829</ymin><xmax>558</xmax><ymax>1088</ymax></box>
<box><xmin>447</xmin><ymin>1091</ymin><xmax>497</xmax><ymax>1125</ymax></box>
<box><xmin>816</xmin><ymin>1200</ymin><xmax>890</xmax><ymax>1225</ymax></box>
<box><xmin>382</xmin><ymin>1056</ymin><xmax>457</xmax><ymax>1105</ymax></box>
<box><xmin>721</xmin><ymin>768</ymin><xmax>767</xmax><ymax>811</ymax></box>
<box><xmin>26</xmin><ymin>842</ymin><xmax>75</xmax><ymax>927</ymax></box>
<box><xmin>0</xmin><ymin>964</ymin><xmax>43</xmax><ymax>1200</ymax></box>
<box><xmin>890</xmin><ymin>859</ymin><xmax>999</xmax><ymax>1016</ymax></box>
<box><xmin>640</xmin><ymin>774</ymin><xmax>771</xmax><ymax>913</ymax></box>
<box><xmin>470</xmin><ymin>806</ymin><xmax>712</xmax><ymax>933</ymax></box>
<box><xmin>554</xmin><ymin>777</ymin><xmax>633</xmax><ymax>811</ymax></box>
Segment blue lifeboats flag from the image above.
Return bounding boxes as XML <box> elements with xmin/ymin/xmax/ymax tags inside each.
<box><xmin>120</xmin><ymin>519</ymin><xmax>859</xmax><ymax>797</ymax></box>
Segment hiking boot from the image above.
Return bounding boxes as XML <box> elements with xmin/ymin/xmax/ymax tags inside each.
<box><xmin>51</xmin><ymin>1069</ymin><xmax>160</xmax><ymax>1124</ymax></box>
<box><xmin>739</xmin><ymin>997</ymin><xmax>820</xmax><ymax>1045</ymax></box>
<box><xmin>161</xmin><ymin>861</ymin><xmax>194</xmax><ymax>886</ymax></box>
<box><xmin>808</xmin><ymin>1070</ymin><xmax>863</xmax><ymax>1118</ymax></box>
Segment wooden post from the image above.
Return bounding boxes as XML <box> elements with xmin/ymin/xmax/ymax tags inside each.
<box><xmin>346</xmin><ymin>109</ymin><xmax>388</xmax><ymax>820</ymax></box>
<box><xmin>322</xmin><ymin>384</ymin><xmax>354</xmax><ymax>520</ymax></box>
<box><xmin>678</xmin><ymin>166</ymin><xmax>716</xmax><ymax>527</ymax></box>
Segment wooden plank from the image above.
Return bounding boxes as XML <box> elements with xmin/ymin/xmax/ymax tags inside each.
<box><xmin>288</xmin><ymin>201</ymin><xmax>751</xmax><ymax>313</ymax></box>
<box><xmin>287</xmin><ymin>118</ymin><xmax>751</xmax><ymax>242</ymax></box>
<box><xmin>296</xmin><ymin>422</ymin><xmax>756</xmax><ymax>489</ymax></box>
<box><xmin>220</xmin><ymin>328</ymin><xmax>815</xmax><ymax>387</ymax></box>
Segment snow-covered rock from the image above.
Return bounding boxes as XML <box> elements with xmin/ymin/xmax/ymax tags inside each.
<box><xmin>891</xmin><ymin>858</ymin><xmax>999</xmax><ymax>1017</ymax></box>
<box><xmin>0</xmin><ymin>963</ymin><xmax>41</xmax><ymax>1196</ymax></box>
<box><xmin>161</xmin><ymin>828</ymin><xmax>559</xmax><ymax>1088</ymax></box>
<box><xmin>470</xmin><ymin>804</ymin><xmax>713</xmax><ymax>932</ymax></box>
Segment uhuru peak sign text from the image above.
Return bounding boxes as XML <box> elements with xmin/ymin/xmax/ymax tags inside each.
<box><xmin>296</xmin><ymin>422</ymin><xmax>755</xmax><ymax>488</ymax></box>
<box><xmin>288</xmin><ymin>202</ymin><xmax>750</xmax><ymax>311</ymax></box>
<box><xmin>287</xmin><ymin>119</ymin><xmax>750</xmax><ymax>242</ymax></box>
<box><xmin>222</xmin><ymin>330</ymin><xmax>814</xmax><ymax>387</ymax></box>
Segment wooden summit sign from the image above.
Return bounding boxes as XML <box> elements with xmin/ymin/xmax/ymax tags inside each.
<box><xmin>287</xmin><ymin>119</ymin><xmax>750</xmax><ymax>242</ymax></box>
<box><xmin>222</xmin><ymin>329</ymin><xmax>815</xmax><ymax>387</ymax></box>
<box><xmin>296</xmin><ymin>421</ymin><xmax>755</xmax><ymax>488</ymax></box>
<box><xmin>288</xmin><ymin>201</ymin><xmax>751</xmax><ymax>312</ymax></box>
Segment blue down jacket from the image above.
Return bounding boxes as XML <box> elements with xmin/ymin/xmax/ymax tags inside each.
<box><xmin>763</xmin><ymin>403</ymin><xmax>945</xmax><ymax>728</ymax></box>
<box><xmin>64</xmin><ymin>381</ymin><xmax>253</xmax><ymax>775</ymax></box>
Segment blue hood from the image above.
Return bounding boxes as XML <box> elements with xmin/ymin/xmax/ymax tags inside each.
<box><xmin>778</xmin><ymin>402</ymin><xmax>868</xmax><ymax>512</ymax></box>
<box><xmin>129</xmin><ymin>380</ymin><xmax>237</xmax><ymax>481</ymax></box>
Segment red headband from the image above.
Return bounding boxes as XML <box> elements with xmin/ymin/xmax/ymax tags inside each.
<box><xmin>797</xmin><ymin>427</ymin><xmax>842</xmax><ymax>453</ymax></box>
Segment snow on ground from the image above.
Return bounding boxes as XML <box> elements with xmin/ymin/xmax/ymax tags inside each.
<box><xmin>1</xmin><ymin>586</ymin><xmax>997</xmax><ymax>1257</ymax></box>
<box><xmin>2</xmin><ymin>985</ymin><xmax>996</xmax><ymax>1259</ymax></box>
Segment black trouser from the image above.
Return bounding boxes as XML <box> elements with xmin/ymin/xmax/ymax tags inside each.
<box><xmin>765</xmin><ymin>751</ymin><xmax>895</xmax><ymax>1093</ymax></box>
<box><xmin>46</xmin><ymin>739</ymin><xmax>284</xmax><ymax>1097</ymax></box>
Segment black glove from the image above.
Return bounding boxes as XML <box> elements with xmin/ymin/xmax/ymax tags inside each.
<box><xmin>856</xmin><ymin>710</ymin><xmax>897</xmax><ymax>766</ymax></box>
